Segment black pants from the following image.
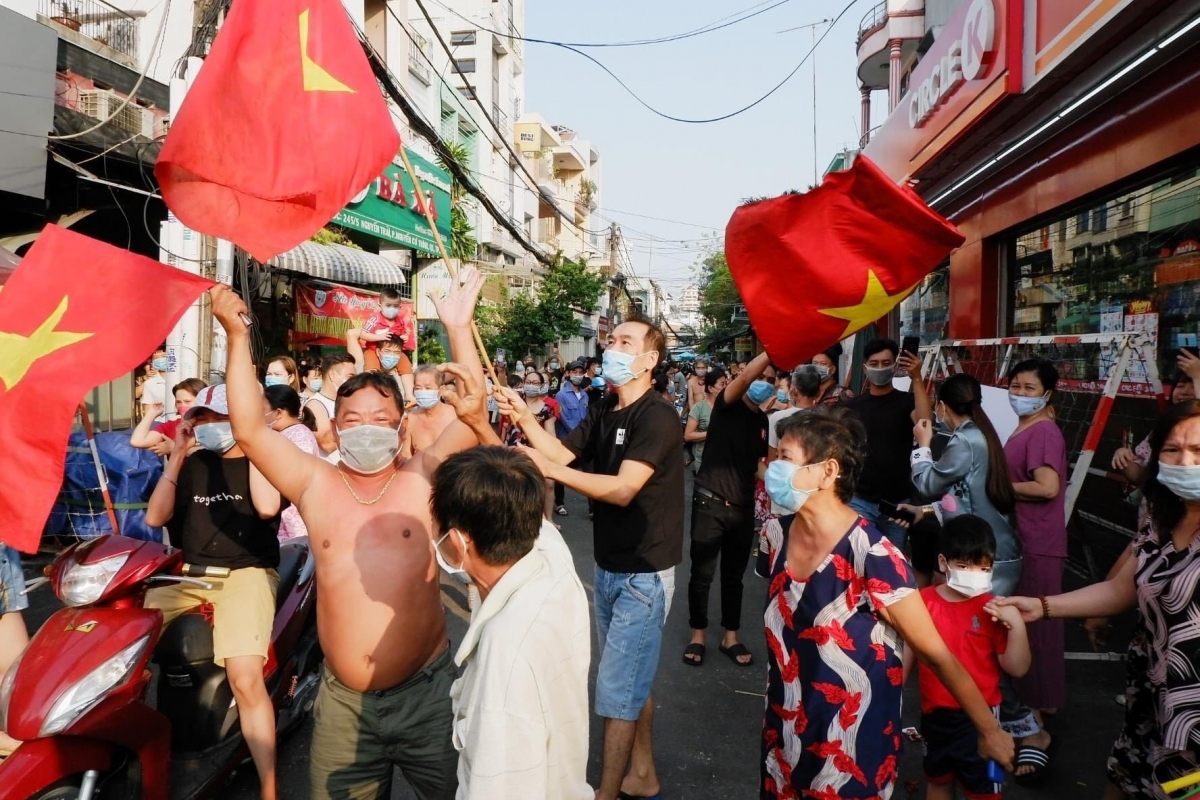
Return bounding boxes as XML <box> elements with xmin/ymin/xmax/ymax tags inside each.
<box><xmin>687</xmin><ymin>491</ymin><xmax>755</xmax><ymax>631</ymax></box>
<box><xmin>554</xmin><ymin>481</ymin><xmax>565</xmax><ymax>506</ymax></box>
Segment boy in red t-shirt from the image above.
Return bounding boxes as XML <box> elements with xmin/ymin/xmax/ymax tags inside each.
<box><xmin>903</xmin><ymin>515</ymin><xmax>1031</xmax><ymax>800</ymax></box>
<box><xmin>348</xmin><ymin>287</ymin><xmax>414</xmax><ymax>397</ymax></box>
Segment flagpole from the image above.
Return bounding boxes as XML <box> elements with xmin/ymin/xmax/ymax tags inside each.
<box><xmin>77</xmin><ymin>403</ymin><xmax>120</xmax><ymax>537</ymax></box>
<box><xmin>397</xmin><ymin>147</ymin><xmax>500</xmax><ymax>387</ymax></box>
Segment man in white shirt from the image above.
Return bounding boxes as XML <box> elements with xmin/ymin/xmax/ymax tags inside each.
<box><xmin>430</xmin><ymin>446</ymin><xmax>592</xmax><ymax>800</ymax></box>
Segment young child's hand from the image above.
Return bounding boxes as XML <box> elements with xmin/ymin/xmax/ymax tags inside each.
<box><xmin>983</xmin><ymin>600</ymin><xmax>1026</xmax><ymax>630</ymax></box>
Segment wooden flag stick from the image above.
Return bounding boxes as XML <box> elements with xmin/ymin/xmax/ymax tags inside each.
<box><xmin>396</xmin><ymin>147</ymin><xmax>500</xmax><ymax>388</ymax></box>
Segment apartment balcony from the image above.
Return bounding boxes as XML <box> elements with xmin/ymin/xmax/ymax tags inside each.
<box><xmin>492</xmin><ymin>106</ymin><xmax>512</xmax><ymax>141</ymax></box>
<box><xmin>552</xmin><ymin>141</ymin><xmax>587</xmax><ymax>172</ymax></box>
<box><xmin>409</xmin><ymin>42</ymin><xmax>431</xmax><ymax>85</ymax></box>
<box><xmin>857</xmin><ymin>0</ymin><xmax>925</xmax><ymax>91</ymax></box>
<box><xmin>39</xmin><ymin>0</ymin><xmax>142</xmax><ymax>67</ymax></box>
<box><xmin>536</xmin><ymin>218</ymin><xmax>560</xmax><ymax>252</ymax></box>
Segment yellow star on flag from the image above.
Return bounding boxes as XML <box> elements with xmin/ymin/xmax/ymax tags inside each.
<box><xmin>300</xmin><ymin>9</ymin><xmax>356</xmax><ymax>93</ymax></box>
<box><xmin>0</xmin><ymin>297</ymin><xmax>93</xmax><ymax>391</ymax></box>
<box><xmin>819</xmin><ymin>270</ymin><xmax>921</xmax><ymax>339</ymax></box>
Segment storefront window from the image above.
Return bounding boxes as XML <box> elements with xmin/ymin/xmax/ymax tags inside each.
<box><xmin>899</xmin><ymin>263</ymin><xmax>949</xmax><ymax>346</ymax></box>
<box><xmin>1007</xmin><ymin>165</ymin><xmax>1200</xmax><ymax>382</ymax></box>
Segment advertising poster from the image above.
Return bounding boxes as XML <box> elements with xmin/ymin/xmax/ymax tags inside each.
<box><xmin>292</xmin><ymin>281</ymin><xmax>414</xmax><ymax>348</ymax></box>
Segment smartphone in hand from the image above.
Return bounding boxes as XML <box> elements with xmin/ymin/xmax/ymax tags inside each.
<box><xmin>902</xmin><ymin>336</ymin><xmax>921</xmax><ymax>357</ymax></box>
<box><xmin>879</xmin><ymin>499</ymin><xmax>916</xmax><ymax>524</ymax></box>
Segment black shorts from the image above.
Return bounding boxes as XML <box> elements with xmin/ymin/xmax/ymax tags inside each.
<box><xmin>922</xmin><ymin>707</ymin><xmax>1002</xmax><ymax>800</ymax></box>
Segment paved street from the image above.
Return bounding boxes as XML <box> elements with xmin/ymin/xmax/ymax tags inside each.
<box><xmin>21</xmin><ymin>471</ymin><xmax>1135</xmax><ymax>798</ymax></box>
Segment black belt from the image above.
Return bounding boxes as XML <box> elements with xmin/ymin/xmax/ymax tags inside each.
<box><xmin>695</xmin><ymin>485</ymin><xmax>745</xmax><ymax>508</ymax></box>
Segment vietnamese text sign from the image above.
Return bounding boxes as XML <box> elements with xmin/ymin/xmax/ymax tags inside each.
<box><xmin>292</xmin><ymin>281</ymin><xmax>414</xmax><ymax>348</ymax></box>
<box><xmin>332</xmin><ymin>147</ymin><xmax>453</xmax><ymax>255</ymax></box>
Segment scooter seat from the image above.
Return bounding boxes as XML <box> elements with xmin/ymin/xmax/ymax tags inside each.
<box><xmin>275</xmin><ymin>542</ymin><xmax>307</xmax><ymax>610</ymax></box>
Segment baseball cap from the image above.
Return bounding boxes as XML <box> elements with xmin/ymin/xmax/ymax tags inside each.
<box><xmin>184</xmin><ymin>383</ymin><xmax>230</xmax><ymax>419</ymax></box>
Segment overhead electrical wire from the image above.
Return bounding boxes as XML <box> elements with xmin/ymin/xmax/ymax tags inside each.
<box><xmin>429</xmin><ymin>0</ymin><xmax>794</xmax><ymax>48</ymax></box>
<box><xmin>402</xmin><ymin>0</ymin><xmax>612</xmax><ymax>237</ymax></box>
<box><xmin>430</xmin><ymin>0</ymin><xmax>861</xmax><ymax>124</ymax></box>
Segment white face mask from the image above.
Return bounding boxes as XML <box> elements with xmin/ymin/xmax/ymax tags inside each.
<box><xmin>944</xmin><ymin>566</ymin><xmax>993</xmax><ymax>598</ymax></box>
<box><xmin>433</xmin><ymin>529</ymin><xmax>469</xmax><ymax>578</ymax></box>
<box><xmin>336</xmin><ymin>423</ymin><xmax>401</xmax><ymax>474</ymax></box>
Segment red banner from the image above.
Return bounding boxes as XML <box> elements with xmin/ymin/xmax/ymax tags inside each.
<box><xmin>291</xmin><ymin>281</ymin><xmax>413</xmax><ymax>348</ymax></box>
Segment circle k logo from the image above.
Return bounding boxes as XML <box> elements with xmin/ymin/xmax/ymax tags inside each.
<box><xmin>961</xmin><ymin>0</ymin><xmax>997</xmax><ymax>82</ymax></box>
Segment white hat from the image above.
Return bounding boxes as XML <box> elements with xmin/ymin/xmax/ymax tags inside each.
<box><xmin>184</xmin><ymin>383</ymin><xmax>229</xmax><ymax>419</ymax></box>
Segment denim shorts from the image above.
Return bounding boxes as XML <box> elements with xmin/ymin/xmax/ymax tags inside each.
<box><xmin>849</xmin><ymin>496</ymin><xmax>911</xmax><ymax>551</ymax></box>
<box><xmin>593</xmin><ymin>565</ymin><xmax>675</xmax><ymax>721</ymax></box>
<box><xmin>0</xmin><ymin>544</ymin><xmax>28</xmax><ymax>615</ymax></box>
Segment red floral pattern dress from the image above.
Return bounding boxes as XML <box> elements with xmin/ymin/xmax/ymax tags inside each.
<box><xmin>761</xmin><ymin>515</ymin><xmax>916</xmax><ymax>799</ymax></box>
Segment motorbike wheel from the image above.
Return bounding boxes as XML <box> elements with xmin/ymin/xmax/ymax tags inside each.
<box><xmin>28</xmin><ymin>778</ymin><xmax>83</xmax><ymax>800</ymax></box>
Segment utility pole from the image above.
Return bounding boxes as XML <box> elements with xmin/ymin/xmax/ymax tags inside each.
<box><xmin>778</xmin><ymin>18</ymin><xmax>834</xmax><ymax>187</ymax></box>
<box><xmin>607</xmin><ymin>222</ymin><xmax>621</xmax><ymax>328</ymax></box>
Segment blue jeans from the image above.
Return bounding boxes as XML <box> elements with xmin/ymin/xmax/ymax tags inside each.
<box><xmin>593</xmin><ymin>565</ymin><xmax>675</xmax><ymax>721</ymax></box>
<box><xmin>0</xmin><ymin>544</ymin><xmax>28</xmax><ymax>615</ymax></box>
<box><xmin>849</xmin><ymin>496</ymin><xmax>911</xmax><ymax>550</ymax></box>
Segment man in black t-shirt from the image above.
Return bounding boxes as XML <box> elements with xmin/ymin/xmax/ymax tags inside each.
<box><xmin>143</xmin><ymin>383</ymin><xmax>283</xmax><ymax>799</ymax></box>
<box><xmin>844</xmin><ymin>337</ymin><xmax>933</xmax><ymax>550</ymax></box>
<box><xmin>684</xmin><ymin>350</ymin><xmax>771</xmax><ymax>668</ymax></box>
<box><xmin>501</xmin><ymin>320</ymin><xmax>682</xmax><ymax>800</ymax></box>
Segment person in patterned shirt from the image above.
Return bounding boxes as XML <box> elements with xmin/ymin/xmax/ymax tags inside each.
<box><xmin>759</xmin><ymin>409</ymin><xmax>1013</xmax><ymax>799</ymax></box>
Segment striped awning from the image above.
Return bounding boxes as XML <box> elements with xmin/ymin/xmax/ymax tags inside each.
<box><xmin>268</xmin><ymin>242</ymin><xmax>407</xmax><ymax>286</ymax></box>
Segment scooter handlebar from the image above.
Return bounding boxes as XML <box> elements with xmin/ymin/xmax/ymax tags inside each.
<box><xmin>182</xmin><ymin>564</ymin><xmax>231</xmax><ymax>579</ymax></box>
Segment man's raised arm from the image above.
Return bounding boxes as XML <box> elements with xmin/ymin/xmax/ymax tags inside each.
<box><xmin>419</xmin><ymin>266</ymin><xmax>493</xmax><ymax>466</ymax></box>
<box><xmin>210</xmin><ymin>286</ymin><xmax>317</xmax><ymax>505</ymax></box>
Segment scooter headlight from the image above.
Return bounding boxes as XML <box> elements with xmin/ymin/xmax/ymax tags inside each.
<box><xmin>0</xmin><ymin>646</ymin><xmax>24</xmax><ymax>732</ymax></box>
<box><xmin>40</xmin><ymin>634</ymin><xmax>148</xmax><ymax>736</ymax></box>
<box><xmin>59</xmin><ymin>553</ymin><xmax>129</xmax><ymax>607</ymax></box>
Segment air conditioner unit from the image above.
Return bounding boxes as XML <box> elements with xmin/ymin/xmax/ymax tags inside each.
<box><xmin>77</xmin><ymin>88</ymin><xmax>154</xmax><ymax>138</ymax></box>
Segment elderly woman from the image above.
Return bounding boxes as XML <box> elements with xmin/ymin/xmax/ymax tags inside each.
<box><xmin>999</xmin><ymin>400</ymin><xmax>1200</xmax><ymax>794</ymax></box>
<box><xmin>759</xmin><ymin>409</ymin><xmax>1012</xmax><ymax>799</ymax></box>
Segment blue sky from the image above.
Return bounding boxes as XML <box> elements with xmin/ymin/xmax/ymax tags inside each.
<box><xmin>524</xmin><ymin>0</ymin><xmax>889</xmax><ymax>299</ymax></box>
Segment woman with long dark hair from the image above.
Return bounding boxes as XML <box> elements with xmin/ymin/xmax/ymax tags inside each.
<box><xmin>907</xmin><ymin>373</ymin><xmax>1018</xmax><ymax>590</ymax></box>
<box><xmin>997</xmin><ymin>401</ymin><xmax>1200</xmax><ymax>792</ymax></box>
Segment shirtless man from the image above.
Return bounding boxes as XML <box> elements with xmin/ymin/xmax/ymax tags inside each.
<box><xmin>211</xmin><ymin>267</ymin><xmax>493</xmax><ymax>800</ymax></box>
<box><xmin>407</xmin><ymin>364</ymin><xmax>457</xmax><ymax>455</ymax></box>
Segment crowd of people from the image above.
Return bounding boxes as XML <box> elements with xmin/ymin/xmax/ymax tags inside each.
<box><xmin>7</xmin><ymin>271</ymin><xmax>1200</xmax><ymax>800</ymax></box>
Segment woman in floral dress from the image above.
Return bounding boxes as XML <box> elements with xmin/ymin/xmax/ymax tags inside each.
<box><xmin>760</xmin><ymin>409</ymin><xmax>1013</xmax><ymax>799</ymax></box>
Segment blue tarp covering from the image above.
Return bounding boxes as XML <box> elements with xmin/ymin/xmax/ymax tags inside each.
<box><xmin>44</xmin><ymin>429</ymin><xmax>164</xmax><ymax>542</ymax></box>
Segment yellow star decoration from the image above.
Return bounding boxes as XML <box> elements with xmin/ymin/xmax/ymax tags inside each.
<box><xmin>818</xmin><ymin>270</ymin><xmax>921</xmax><ymax>339</ymax></box>
<box><xmin>299</xmin><ymin>9</ymin><xmax>355</xmax><ymax>94</ymax></box>
<box><xmin>0</xmin><ymin>297</ymin><xmax>93</xmax><ymax>391</ymax></box>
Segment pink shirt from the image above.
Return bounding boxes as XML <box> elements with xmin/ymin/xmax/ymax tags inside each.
<box><xmin>278</xmin><ymin>423</ymin><xmax>319</xmax><ymax>540</ymax></box>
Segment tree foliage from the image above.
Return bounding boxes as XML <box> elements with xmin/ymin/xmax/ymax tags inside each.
<box><xmin>416</xmin><ymin>324</ymin><xmax>446</xmax><ymax>365</ymax></box>
<box><xmin>697</xmin><ymin>249</ymin><xmax>743</xmax><ymax>348</ymax></box>
<box><xmin>475</xmin><ymin>256</ymin><xmax>607</xmax><ymax>360</ymax></box>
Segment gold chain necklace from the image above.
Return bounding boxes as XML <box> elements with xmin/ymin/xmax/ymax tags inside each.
<box><xmin>337</xmin><ymin>464</ymin><xmax>399</xmax><ymax>505</ymax></box>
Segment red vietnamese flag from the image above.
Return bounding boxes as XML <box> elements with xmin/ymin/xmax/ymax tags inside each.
<box><xmin>0</xmin><ymin>226</ymin><xmax>214</xmax><ymax>553</ymax></box>
<box><xmin>155</xmin><ymin>0</ymin><xmax>400</xmax><ymax>262</ymax></box>
<box><xmin>725</xmin><ymin>155</ymin><xmax>965</xmax><ymax>369</ymax></box>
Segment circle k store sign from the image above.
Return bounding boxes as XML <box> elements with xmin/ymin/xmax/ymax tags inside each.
<box><xmin>908</xmin><ymin>0</ymin><xmax>996</xmax><ymax>128</ymax></box>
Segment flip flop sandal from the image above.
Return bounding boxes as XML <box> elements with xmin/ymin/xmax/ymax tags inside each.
<box><xmin>718</xmin><ymin>642</ymin><xmax>754</xmax><ymax>667</ymax></box>
<box><xmin>681</xmin><ymin>643</ymin><xmax>705</xmax><ymax>666</ymax></box>
<box><xmin>1012</xmin><ymin>739</ymin><xmax>1057</xmax><ymax>786</ymax></box>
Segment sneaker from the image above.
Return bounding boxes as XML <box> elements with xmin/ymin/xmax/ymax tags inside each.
<box><xmin>554</xmin><ymin>505</ymin><xmax>569</xmax><ymax>516</ymax></box>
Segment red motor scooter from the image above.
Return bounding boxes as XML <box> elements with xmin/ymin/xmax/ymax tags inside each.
<box><xmin>0</xmin><ymin>534</ymin><xmax>320</xmax><ymax>800</ymax></box>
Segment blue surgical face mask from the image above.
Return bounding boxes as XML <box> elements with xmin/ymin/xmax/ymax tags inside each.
<box><xmin>151</xmin><ymin>357</ymin><xmax>169</xmax><ymax>372</ymax></box>
<box><xmin>194</xmin><ymin>421</ymin><xmax>236</xmax><ymax>453</ymax></box>
<box><xmin>265</xmin><ymin>375</ymin><xmax>288</xmax><ymax>388</ymax></box>
<box><xmin>1009</xmin><ymin>393</ymin><xmax>1048</xmax><ymax>418</ymax></box>
<box><xmin>602</xmin><ymin>349</ymin><xmax>651</xmax><ymax>387</ymax></box>
<box><xmin>765</xmin><ymin>459</ymin><xmax>824</xmax><ymax>513</ymax></box>
<box><xmin>380</xmin><ymin>354</ymin><xmax>401</xmax><ymax>370</ymax></box>
<box><xmin>381</xmin><ymin>306</ymin><xmax>400</xmax><ymax>320</ymax></box>
<box><xmin>1157</xmin><ymin>463</ymin><xmax>1200</xmax><ymax>501</ymax></box>
<box><xmin>747</xmin><ymin>380</ymin><xmax>775</xmax><ymax>405</ymax></box>
<box><xmin>776</xmin><ymin>390</ymin><xmax>788</xmax><ymax>404</ymax></box>
<box><xmin>309</xmin><ymin>378</ymin><xmax>323</xmax><ymax>392</ymax></box>
<box><xmin>813</xmin><ymin>365</ymin><xmax>831</xmax><ymax>381</ymax></box>
<box><xmin>414</xmin><ymin>389</ymin><xmax>440</xmax><ymax>409</ymax></box>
